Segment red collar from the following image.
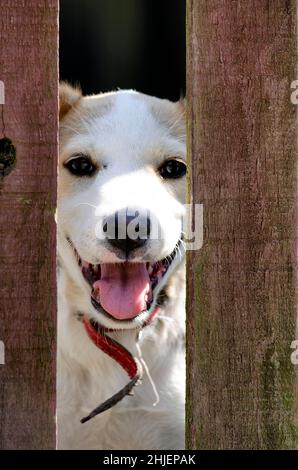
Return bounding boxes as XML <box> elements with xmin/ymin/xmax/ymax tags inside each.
<box><xmin>80</xmin><ymin>306</ymin><xmax>161</xmax><ymax>424</ymax></box>
<box><xmin>83</xmin><ymin>306</ymin><xmax>161</xmax><ymax>378</ymax></box>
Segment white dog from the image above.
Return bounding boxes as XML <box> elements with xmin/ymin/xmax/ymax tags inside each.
<box><xmin>57</xmin><ymin>84</ymin><xmax>186</xmax><ymax>450</ymax></box>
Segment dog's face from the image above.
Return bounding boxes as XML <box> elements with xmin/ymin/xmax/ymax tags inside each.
<box><xmin>58</xmin><ymin>85</ymin><xmax>186</xmax><ymax>330</ymax></box>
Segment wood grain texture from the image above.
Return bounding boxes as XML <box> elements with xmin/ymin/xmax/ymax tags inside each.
<box><xmin>186</xmin><ymin>0</ymin><xmax>297</xmax><ymax>449</ymax></box>
<box><xmin>0</xmin><ymin>0</ymin><xmax>58</xmax><ymax>449</ymax></box>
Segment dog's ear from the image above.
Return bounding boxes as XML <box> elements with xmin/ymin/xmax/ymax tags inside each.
<box><xmin>169</xmin><ymin>96</ymin><xmax>186</xmax><ymax>140</ymax></box>
<box><xmin>59</xmin><ymin>82</ymin><xmax>82</xmax><ymax>120</ymax></box>
<box><xmin>177</xmin><ymin>96</ymin><xmax>186</xmax><ymax>114</ymax></box>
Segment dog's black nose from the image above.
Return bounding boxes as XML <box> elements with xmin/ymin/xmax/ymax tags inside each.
<box><xmin>103</xmin><ymin>208</ymin><xmax>151</xmax><ymax>254</ymax></box>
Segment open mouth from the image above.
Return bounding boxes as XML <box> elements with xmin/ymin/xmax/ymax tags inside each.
<box><xmin>67</xmin><ymin>238</ymin><xmax>182</xmax><ymax>325</ymax></box>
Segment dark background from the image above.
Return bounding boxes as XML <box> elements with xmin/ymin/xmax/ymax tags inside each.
<box><xmin>60</xmin><ymin>0</ymin><xmax>186</xmax><ymax>101</ymax></box>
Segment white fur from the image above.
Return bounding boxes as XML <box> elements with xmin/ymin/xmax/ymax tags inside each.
<box><xmin>57</xmin><ymin>89</ymin><xmax>186</xmax><ymax>449</ymax></box>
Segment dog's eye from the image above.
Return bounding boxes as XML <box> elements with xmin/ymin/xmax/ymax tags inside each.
<box><xmin>64</xmin><ymin>155</ymin><xmax>96</xmax><ymax>176</ymax></box>
<box><xmin>159</xmin><ymin>159</ymin><xmax>186</xmax><ymax>179</ymax></box>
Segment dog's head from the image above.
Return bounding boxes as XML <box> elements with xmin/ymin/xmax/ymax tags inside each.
<box><xmin>58</xmin><ymin>84</ymin><xmax>186</xmax><ymax>330</ymax></box>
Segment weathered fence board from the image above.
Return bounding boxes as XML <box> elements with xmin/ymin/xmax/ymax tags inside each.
<box><xmin>186</xmin><ymin>0</ymin><xmax>298</xmax><ymax>449</ymax></box>
<box><xmin>0</xmin><ymin>0</ymin><xmax>58</xmax><ymax>449</ymax></box>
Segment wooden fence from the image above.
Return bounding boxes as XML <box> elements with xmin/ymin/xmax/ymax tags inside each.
<box><xmin>186</xmin><ymin>0</ymin><xmax>298</xmax><ymax>449</ymax></box>
<box><xmin>0</xmin><ymin>0</ymin><xmax>58</xmax><ymax>449</ymax></box>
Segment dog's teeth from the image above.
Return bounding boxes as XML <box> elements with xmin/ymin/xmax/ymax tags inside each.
<box><xmin>93</xmin><ymin>265</ymin><xmax>99</xmax><ymax>273</ymax></box>
<box><xmin>147</xmin><ymin>265</ymin><xmax>153</xmax><ymax>275</ymax></box>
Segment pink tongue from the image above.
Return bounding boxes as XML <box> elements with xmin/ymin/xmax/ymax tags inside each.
<box><xmin>92</xmin><ymin>263</ymin><xmax>151</xmax><ymax>320</ymax></box>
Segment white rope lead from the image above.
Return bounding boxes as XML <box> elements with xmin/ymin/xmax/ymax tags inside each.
<box><xmin>136</xmin><ymin>331</ymin><xmax>160</xmax><ymax>407</ymax></box>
